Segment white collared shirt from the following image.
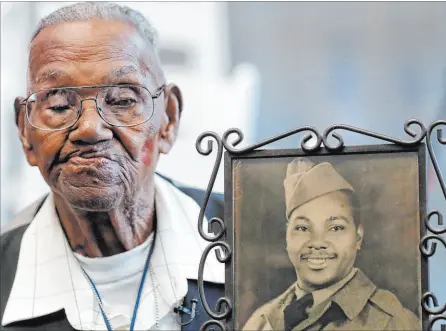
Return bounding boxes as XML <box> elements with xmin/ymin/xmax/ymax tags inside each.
<box><xmin>1</xmin><ymin>175</ymin><xmax>224</xmax><ymax>330</ymax></box>
<box><xmin>73</xmin><ymin>233</ymin><xmax>164</xmax><ymax>330</ymax></box>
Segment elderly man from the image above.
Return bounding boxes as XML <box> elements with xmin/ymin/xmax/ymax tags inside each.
<box><xmin>0</xmin><ymin>3</ymin><xmax>224</xmax><ymax>331</ymax></box>
<box><xmin>243</xmin><ymin>158</ymin><xmax>421</xmax><ymax>331</ymax></box>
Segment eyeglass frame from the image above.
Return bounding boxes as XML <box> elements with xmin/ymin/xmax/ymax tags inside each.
<box><xmin>20</xmin><ymin>84</ymin><xmax>166</xmax><ymax>131</ymax></box>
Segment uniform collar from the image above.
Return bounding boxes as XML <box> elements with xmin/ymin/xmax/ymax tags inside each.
<box><xmin>330</xmin><ymin>268</ymin><xmax>376</xmax><ymax>320</ymax></box>
<box><xmin>295</xmin><ymin>268</ymin><xmax>358</xmax><ymax>308</ymax></box>
<box><xmin>1</xmin><ymin>175</ymin><xmax>224</xmax><ymax>329</ymax></box>
<box><xmin>263</xmin><ymin>268</ymin><xmax>375</xmax><ymax>330</ymax></box>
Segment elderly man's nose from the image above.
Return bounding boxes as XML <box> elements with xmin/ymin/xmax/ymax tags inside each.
<box><xmin>69</xmin><ymin>101</ymin><xmax>112</xmax><ymax>144</ymax></box>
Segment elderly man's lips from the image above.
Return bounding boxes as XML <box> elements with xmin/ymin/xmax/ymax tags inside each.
<box><xmin>68</xmin><ymin>156</ymin><xmax>110</xmax><ymax>166</ymax></box>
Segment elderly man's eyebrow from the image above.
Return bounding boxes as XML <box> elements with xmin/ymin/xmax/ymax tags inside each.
<box><xmin>108</xmin><ymin>66</ymin><xmax>141</xmax><ymax>83</ymax></box>
<box><xmin>34</xmin><ymin>66</ymin><xmax>145</xmax><ymax>86</ymax></box>
<box><xmin>34</xmin><ymin>69</ymin><xmax>67</xmax><ymax>85</ymax></box>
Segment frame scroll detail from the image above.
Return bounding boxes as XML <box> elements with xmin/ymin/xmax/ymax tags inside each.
<box><xmin>196</xmin><ymin>119</ymin><xmax>445</xmax><ymax>331</ymax></box>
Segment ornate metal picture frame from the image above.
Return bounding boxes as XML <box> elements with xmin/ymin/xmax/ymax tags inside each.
<box><xmin>195</xmin><ymin>120</ymin><xmax>445</xmax><ymax>331</ymax></box>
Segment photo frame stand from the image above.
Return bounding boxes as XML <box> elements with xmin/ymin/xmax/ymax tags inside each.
<box><xmin>194</xmin><ymin>119</ymin><xmax>445</xmax><ymax>331</ymax></box>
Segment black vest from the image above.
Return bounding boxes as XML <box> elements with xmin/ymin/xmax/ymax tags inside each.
<box><xmin>0</xmin><ymin>179</ymin><xmax>225</xmax><ymax>331</ymax></box>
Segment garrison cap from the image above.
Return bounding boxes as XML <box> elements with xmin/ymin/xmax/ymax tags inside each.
<box><xmin>283</xmin><ymin>158</ymin><xmax>354</xmax><ymax>219</ymax></box>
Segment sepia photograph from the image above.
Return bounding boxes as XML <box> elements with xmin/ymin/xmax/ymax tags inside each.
<box><xmin>226</xmin><ymin>145</ymin><xmax>427</xmax><ymax>331</ymax></box>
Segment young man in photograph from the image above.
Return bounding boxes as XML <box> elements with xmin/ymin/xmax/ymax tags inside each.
<box><xmin>243</xmin><ymin>158</ymin><xmax>421</xmax><ymax>331</ymax></box>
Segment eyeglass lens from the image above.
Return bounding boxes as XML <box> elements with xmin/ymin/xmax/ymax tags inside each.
<box><xmin>26</xmin><ymin>86</ymin><xmax>154</xmax><ymax>130</ymax></box>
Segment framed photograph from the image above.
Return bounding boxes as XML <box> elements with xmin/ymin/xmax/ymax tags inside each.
<box><xmin>224</xmin><ymin>144</ymin><xmax>427</xmax><ymax>331</ymax></box>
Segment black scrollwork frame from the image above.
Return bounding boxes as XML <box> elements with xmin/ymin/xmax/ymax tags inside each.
<box><xmin>195</xmin><ymin>119</ymin><xmax>445</xmax><ymax>331</ymax></box>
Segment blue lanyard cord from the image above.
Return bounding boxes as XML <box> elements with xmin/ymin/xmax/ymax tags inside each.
<box><xmin>82</xmin><ymin>270</ymin><xmax>114</xmax><ymax>331</ymax></box>
<box><xmin>81</xmin><ymin>219</ymin><xmax>157</xmax><ymax>331</ymax></box>
<box><xmin>130</xmin><ymin>223</ymin><xmax>157</xmax><ymax>331</ymax></box>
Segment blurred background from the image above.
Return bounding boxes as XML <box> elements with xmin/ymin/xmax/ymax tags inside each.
<box><xmin>1</xmin><ymin>2</ymin><xmax>445</xmax><ymax>327</ymax></box>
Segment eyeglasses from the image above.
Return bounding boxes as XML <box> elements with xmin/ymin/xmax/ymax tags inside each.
<box><xmin>21</xmin><ymin>84</ymin><xmax>165</xmax><ymax>131</ymax></box>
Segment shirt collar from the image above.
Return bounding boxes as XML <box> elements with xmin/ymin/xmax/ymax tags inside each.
<box><xmin>2</xmin><ymin>175</ymin><xmax>224</xmax><ymax>328</ymax></box>
<box><xmin>264</xmin><ymin>268</ymin><xmax>375</xmax><ymax>331</ymax></box>
<box><xmin>294</xmin><ymin>268</ymin><xmax>375</xmax><ymax>321</ymax></box>
<box><xmin>295</xmin><ymin>268</ymin><xmax>358</xmax><ymax>308</ymax></box>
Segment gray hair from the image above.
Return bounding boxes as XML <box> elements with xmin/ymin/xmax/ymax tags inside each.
<box><xmin>31</xmin><ymin>2</ymin><xmax>158</xmax><ymax>48</ymax></box>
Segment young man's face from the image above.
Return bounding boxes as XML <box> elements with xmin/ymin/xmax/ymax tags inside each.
<box><xmin>286</xmin><ymin>191</ymin><xmax>363</xmax><ymax>291</ymax></box>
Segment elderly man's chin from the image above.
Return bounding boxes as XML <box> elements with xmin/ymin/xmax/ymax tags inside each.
<box><xmin>53</xmin><ymin>166</ymin><xmax>126</xmax><ymax>211</ymax></box>
<box><xmin>61</xmin><ymin>185</ymin><xmax>123</xmax><ymax>211</ymax></box>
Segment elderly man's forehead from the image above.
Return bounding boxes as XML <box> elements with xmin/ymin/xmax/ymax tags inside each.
<box><xmin>33</xmin><ymin>66</ymin><xmax>144</xmax><ymax>86</ymax></box>
<box><xmin>28</xmin><ymin>20</ymin><xmax>163</xmax><ymax>87</ymax></box>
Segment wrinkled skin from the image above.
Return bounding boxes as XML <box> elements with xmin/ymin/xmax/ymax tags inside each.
<box><xmin>286</xmin><ymin>191</ymin><xmax>363</xmax><ymax>291</ymax></box>
<box><xmin>16</xmin><ymin>20</ymin><xmax>183</xmax><ymax>257</ymax></box>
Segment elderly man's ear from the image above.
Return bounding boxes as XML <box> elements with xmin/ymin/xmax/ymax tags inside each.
<box><xmin>14</xmin><ymin>96</ymin><xmax>37</xmax><ymax>166</ymax></box>
<box><xmin>158</xmin><ymin>84</ymin><xmax>183</xmax><ymax>154</ymax></box>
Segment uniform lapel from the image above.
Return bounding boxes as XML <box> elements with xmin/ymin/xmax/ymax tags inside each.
<box><xmin>263</xmin><ymin>283</ymin><xmax>297</xmax><ymax>331</ymax></box>
<box><xmin>291</xmin><ymin>269</ymin><xmax>377</xmax><ymax>331</ymax></box>
<box><xmin>330</xmin><ymin>269</ymin><xmax>376</xmax><ymax>320</ymax></box>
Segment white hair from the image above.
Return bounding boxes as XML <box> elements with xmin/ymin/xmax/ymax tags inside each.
<box><xmin>27</xmin><ymin>2</ymin><xmax>166</xmax><ymax>86</ymax></box>
<box><xmin>31</xmin><ymin>2</ymin><xmax>158</xmax><ymax>48</ymax></box>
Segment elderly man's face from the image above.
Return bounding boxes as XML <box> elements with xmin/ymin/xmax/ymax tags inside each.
<box><xmin>286</xmin><ymin>191</ymin><xmax>363</xmax><ymax>291</ymax></box>
<box><xmin>17</xmin><ymin>20</ymin><xmax>179</xmax><ymax>210</ymax></box>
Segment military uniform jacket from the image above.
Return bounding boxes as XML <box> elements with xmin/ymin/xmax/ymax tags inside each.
<box><xmin>0</xmin><ymin>177</ymin><xmax>224</xmax><ymax>331</ymax></box>
<box><xmin>243</xmin><ymin>269</ymin><xmax>421</xmax><ymax>331</ymax></box>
